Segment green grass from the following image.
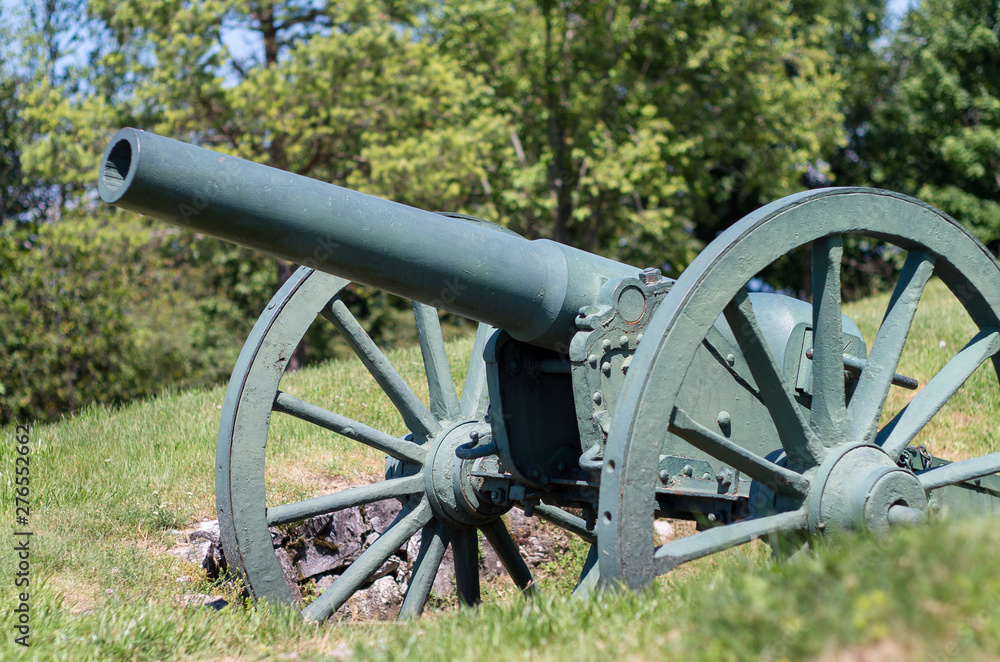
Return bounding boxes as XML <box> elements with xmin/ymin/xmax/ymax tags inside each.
<box><xmin>1</xmin><ymin>279</ymin><xmax>999</xmax><ymax>661</ymax></box>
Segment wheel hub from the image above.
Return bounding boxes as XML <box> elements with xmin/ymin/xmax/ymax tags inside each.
<box><xmin>422</xmin><ymin>421</ymin><xmax>509</xmax><ymax>526</ymax></box>
<box><xmin>807</xmin><ymin>444</ymin><xmax>927</xmax><ymax>534</ymax></box>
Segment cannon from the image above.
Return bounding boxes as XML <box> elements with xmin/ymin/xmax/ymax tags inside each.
<box><xmin>99</xmin><ymin>128</ymin><xmax>1000</xmax><ymax>621</ymax></box>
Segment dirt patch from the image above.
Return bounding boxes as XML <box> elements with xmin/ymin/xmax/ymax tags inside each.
<box><xmin>168</xmin><ymin>502</ymin><xmax>574</xmax><ymax>621</ymax></box>
<box><xmin>47</xmin><ymin>575</ymin><xmax>101</xmax><ymax>615</ymax></box>
<box><xmin>814</xmin><ymin>638</ymin><xmax>909</xmax><ymax>662</ymax></box>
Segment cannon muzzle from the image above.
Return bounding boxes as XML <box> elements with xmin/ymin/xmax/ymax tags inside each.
<box><xmin>99</xmin><ymin>128</ymin><xmax>639</xmax><ymax>349</ymax></box>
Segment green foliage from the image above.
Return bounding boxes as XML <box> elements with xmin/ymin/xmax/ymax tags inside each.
<box><xmin>855</xmin><ymin>0</ymin><xmax>1000</xmax><ymax>246</ymax></box>
<box><xmin>0</xmin><ymin>213</ymin><xmax>270</xmax><ymax>425</ymax></box>
<box><xmin>434</xmin><ymin>0</ymin><xmax>849</xmax><ymax>271</ymax></box>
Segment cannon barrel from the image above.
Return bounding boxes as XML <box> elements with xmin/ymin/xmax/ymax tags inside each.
<box><xmin>98</xmin><ymin>128</ymin><xmax>640</xmax><ymax>349</ymax></box>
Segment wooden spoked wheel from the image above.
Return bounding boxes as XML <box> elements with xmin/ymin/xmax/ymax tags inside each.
<box><xmin>598</xmin><ymin>188</ymin><xmax>1000</xmax><ymax>590</ymax></box>
<box><xmin>216</xmin><ymin>267</ymin><xmax>535</xmax><ymax>621</ymax></box>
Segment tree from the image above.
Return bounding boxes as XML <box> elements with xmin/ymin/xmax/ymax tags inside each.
<box><xmin>854</xmin><ymin>0</ymin><xmax>1000</xmax><ymax>249</ymax></box>
<box><xmin>434</xmin><ymin>0</ymin><xmax>849</xmax><ymax>274</ymax></box>
<box><xmin>4</xmin><ymin>0</ymin><xmax>515</xmax><ymax>421</ymax></box>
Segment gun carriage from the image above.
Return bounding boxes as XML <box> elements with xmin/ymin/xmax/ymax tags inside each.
<box><xmin>99</xmin><ymin>128</ymin><xmax>1000</xmax><ymax>621</ymax></box>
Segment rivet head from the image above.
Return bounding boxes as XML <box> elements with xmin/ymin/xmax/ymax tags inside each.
<box><xmin>717</xmin><ymin>411</ymin><xmax>731</xmax><ymax>427</ymax></box>
<box><xmin>588</xmin><ymin>354</ymin><xmax>598</xmax><ymax>368</ymax></box>
<box><xmin>619</xmin><ymin>335</ymin><xmax>629</xmax><ymax>348</ymax></box>
<box><xmin>593</xmin><ymin>391</ymin><xmax>603</xmax><ymax>405</ymax></box>
<box><xmin>658</xmin><ymin>469</ymin><xmax>670</xmax><ymax>483</ymax></box>
<box><xmin>682</xmin><ymin>464</ymin><xmax>693</xmax><ymax>477</ymax></box>
<box><xmin>602</xmin><ymin>339</ymin><xmax>612</xmax><ymax>351</ymax></box>
<box><xmin>726</xmin><ymin>353</ymin><xmax>736</xmax><ymax>366</ymax></box>
<box><xmin>601</xmin><ymin>361</ymin><xmax>612</xmax><ymax>376</ymax></box>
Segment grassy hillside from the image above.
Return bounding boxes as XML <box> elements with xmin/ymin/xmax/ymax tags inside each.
<box><xmin>2</xmin><ymin>279</ymin><xmax>999</xmax><ymax>661</ymax></box>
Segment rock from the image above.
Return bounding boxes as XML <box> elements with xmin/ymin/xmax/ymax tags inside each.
<box><xmin>340</xmin><ymin>575</ymin><xmax>405</xmax><ymax>621</ymax></box>
<box><xmin>653</xmin><ymin>519</ymin><xmax>675</xmax><ymax>544</ymax></box>
<box><xmin>362</xmin><ymin>499</ymin><xmax>403</xmax><ymax>534</ymax></box>
<box><xmin>172</xmin><ymin>520</ymin><xmax>227</xmax><ymax>579</ymax></box>
<box><xmin>287</xmin><ymin>508</ymin><xmax>367</xmax><ymax>580</ymax></box>
<box><xmin>190</xmin><ymin>520</ymin><xmax>221</xmax><ymax>545</ymax></box>
<box><xmin>167</xmin><ymin>544</ymin><xmax>198</xmax><ymax>565</ymax></box>
<box><xmin>187</xmin><ymin>488</ymin><xmax>578</xmax><ymax>620</ymax></box>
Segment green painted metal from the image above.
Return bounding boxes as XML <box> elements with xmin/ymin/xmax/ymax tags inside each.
<box><xmin>98</xmin><ymin>128</ymin><xmax>637</xmax><ymax>350</ymax></box>
<box><xmin>214</xmin><ymin>266</ymin><xmax>537</xmax><ymax>621</ymax></box>
<box><xmin>98</xmin><ymin>128</ymin><xmax>1000</xmax><ymax>621</ymax></box>
<box><xmin>598</xmin><ymin>188</ymin><xmax>1000</xmax><ymax>591</ymax></box>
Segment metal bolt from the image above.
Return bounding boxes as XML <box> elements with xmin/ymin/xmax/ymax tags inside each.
<box><xmin>707</xmin><ymin>513</ymin><xmax>717</xmax><ymax>522</ymax></box>
<box><xmin>702</xmin><ymin>472</ymin><xmax>712</xmax><ymax>480</ymax></box>
<box><xmin>716</xmin><ymin>469</ymin><xmax>733</xmax><ymax>488</ymax></box>
<box><xmin>658</xmin><ymin>469</ymin><xmax>670</xmax><ymax>483</ymax></box>
<box><xmin>639</xmin><ymin>267</ymin><xmax>662</xmax><ymax>285</ymax></box>
<box><xmin>490</xmin><ymin>489</ymin><xmax>504</xmax><ymax>504</ymax></box>
<box><xmin>682</xmin><ymin>464</ymin><xmax>693</xmax><ymax>477</ymax></box>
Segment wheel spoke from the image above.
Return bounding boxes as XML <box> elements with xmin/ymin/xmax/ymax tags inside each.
<box><xmin>452</xmin><ymin>527</ymin><xmax>482</xmax><ymax>607</ymax></box>
<box><xmin>572</xmin><ymin>544</ymin><xmax>600</xmax><ymax>598</ymax></box>
<box><xmin>303</xmin><ymin>498</ymin><xmax>432</xmax><ymax>622</ymax></box>
<box><xmin>810</xmin><ymin>235</ymin><xmax>850</xmax><ymax>443</ymax></box>
<box><xmin>398</xmin><ymin>520</ymin><xmax>450</xmax><ymax>619</ymax></box>
<box><xmin>482</xmin><ymin>518</ymin><xmax>536</xmax><ymax>595</ymax></box>
<box><xmin>723</xmin><ymin>289</ymin><xmax>825</xmax><ymax>469</ymax></box>
<box><xmin>654</xmin><ymin>508</ymin><xmax>808</xmax><ymax>575</ymax></box>
<box><xmin>669</xmin><ymin>407</ymin><xmax>810</xmax><ymax>498</ymax></box>
<box><xmin>532</xmin><ymin>503</ymin><xmax>597</xmax><ymax>544</ymax></box>
<box><xmin>460</xmin><ymin>324</ymin><xmax>494</xmax><ymax>418</ymax></box>
<box><xmin>849</xmin><ymin>251</ymin><xmax>935</xmax><ymax>443</ymax></box>
<box><xmin>266</xmin><ymin>475</ymin><xmax>424</xmax><ymax>526</ymax></box>
<box><xmin>878</xmin><ymin>328</ymin><xmax>1000</xmax><ymax>457</ymax></box>
<box><xmin>917</xmin><ymin>452</ymin><xmax>1000</xmax><ymax>491</ymax></box>
<box><xmin>274</xmin><ymin>391</ymin><xmax>426</xmax><ymax>465</ymax></box>
<box><xmin>413</xmin><ymin>302</ymin><xmax>462</xmax><ymax>421</ymax></box>
<box><xmin>323</xmin><ymin>296</ymin><xmax>441</xmax><ymax>439</ymax></box>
